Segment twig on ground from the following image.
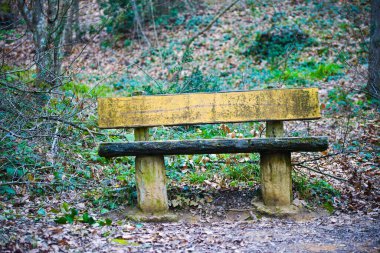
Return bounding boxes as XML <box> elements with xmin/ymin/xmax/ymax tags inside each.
<box><xmin>293</xmin><ymin>164</ymin><xmax>348</xmax><ymax>182</ymax></box>
<box><xmin>0</xmin><ymin>181</ymin><xmax>60</xmax><ymax>186</ymax></box>
<box><xmin>293</xmin><ymin>151</ymin><xmax>358</xmax><ymax>166</ymax></box>
<box><xmin>0</xmin><ymin>125</ymin><xmax>60</xmax><ymax>139</ymax></box>
<box><xmin>227</xmin><ymin>208</ymin><xmax>256</xmax><ymax>212</ymax></box>
<box><xmin>204</xmin><ymin>160</ymin><xmax>259</xmax><ymax>165</ymax></box>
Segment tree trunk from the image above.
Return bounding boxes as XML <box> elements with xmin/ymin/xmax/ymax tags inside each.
<box><xmin>64</xmin><ymin>2</ymin><xmax>74</xmax><ymax>55</ymax></box>
<box><xmin>17</xmin><ymin>0</ymin><xmax>70</xmax><ymax>88</ymax></box>
<box><xmin>73</xmin><ymin>0</ymin><xmax>80</xmax><ymax>41</ymax></box>
<box><xmin>64</xmin><ymin>0</ymin><xmax>80</xmax><ymax>55</ymax></box>
<box><xmin>368</xmin><ymin>0</ymin><xmax>380</xmax><ymax>100</ymax></box>
<box><xmin>131</xmin><ymin>0</ymin><xmax>151</xmax><ymax>47</ymax></box>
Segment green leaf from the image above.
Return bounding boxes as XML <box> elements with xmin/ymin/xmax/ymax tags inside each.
<box><xmin>82</xmin><ymin>212</ymin><xmax>90</xmax><ymax>222</ymax></box>
<box><xmin>323</xmin><ymin>201</ymin><xmax>335</xmax><ymax>214</ymax></box>
<box><xmin>87</xmin><ymin>217</ymin><xmax>96</xmax><ymax>225</ymax></box>
<box><xmin>55</xmin><ymin>217</ymin><xmax>67</xmax><ymax>224</ymax></box>
<box><xmin>62</xmin><ymin>202</ymin><xmax>70</xmax><ymax>212</ymax></box>
<box><xmin>0</xmin><ymin>186</ymin><xmax>16</xmax><ymax>195</ymax></box>
<box><xmin>82</xmin><ymin>212</ymin><xmax>96</xmax><ymax>225</ymax></box>
<box><xmin>37</xmin><ymin>208</ymin><xmax>46</xmax><ymax>216</ymax></box>
<box><xmin>116</xmin><ymin>175</ymin><xmax>126</xmax><ymax>181</ymax></box>
<box><xmin>65</xmin><ymin>215</ymin><xmax>75</xmax><ymax>224</ymax></box>
<box><xmin>105</xmin><ymin>218</ymin><xmax>112</xmax><ymax>226</ymax></box>
<box><xmin>70</xmin><ymin>208</ymin><xmax>78</xmax><ymax>216</ymax></box>
<box><xmin>102</xmin><ymin>231</ymin><xmax>111</xmax><ymax>237</ymax></box>
<box><xmin>50</xmin><ymin>208</ymin><xmax>60</xmax><ymax>214</ymax></box>
<box><xmin>111</xmin><ymin>239</ymin><xmax>129</xmax><ymax>245</ymax></box>
<box><xmin>6</xmin><ymin>167</ymin><xmax>15</xmax><ymax>176</ymax></box>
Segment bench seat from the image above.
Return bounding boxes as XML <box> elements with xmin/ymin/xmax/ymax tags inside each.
<box><xmin>99</xmin><ymin>137</ymin><xmax>328</xmax><ymax>157</ymax></box>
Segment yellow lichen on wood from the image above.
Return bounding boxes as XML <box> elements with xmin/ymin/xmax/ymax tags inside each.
<box><xmin>135</xmin><ymin>155</ymin><xmax>169</xmax><ymax>213</ymax></box>
<box><xmin>134</xmin><ymin>127</ymin><xmax>169</xmax><ymax>213</ymax></box>
<box><xmin>134</xmin><ymin>127</ymin><xmax>149</xmax><ymax>141</ymax></box>
<box><xmin>260</xmin><ymin>121</ymin><xmax>292</xmax><ymax>206</ymax></box>
<box><xmin>98</xmin><ymin>88</ymin><xmax>321</xmax><ymax>128</ymax></box>
<box><xmin>260</xmin><ymin>152</ymin><xmax>292</xmax><ymax>206</ymax></box>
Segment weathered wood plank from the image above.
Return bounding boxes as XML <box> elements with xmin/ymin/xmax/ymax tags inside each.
<box><xmin>98</xmin><ymin>88</ymin><xmax>321</xmax><ymax>128</ymax></box>
<box><xmin>98</xmin><ymin>137</ymin><xmax>328</xmax><ymax>157</ymax></box>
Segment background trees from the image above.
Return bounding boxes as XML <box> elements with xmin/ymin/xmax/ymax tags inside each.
<box><xmin>64</xmin><ymin>0</ymin><xmax>80</xmax><ymax>55</ymax></box>
<box><xmin>99</xmin><ymin>0</ymin><xmax>186</xmax><ymax>41</ymax></box>
<box><xmin>368</xmin><ymin>0</ymin><xmax>380</xmax><ymax>100</ymax></box>
<box><xmin>17</xmin><ymin>0</ymin><xmax>71</xmax><ymax>87</ymax></box>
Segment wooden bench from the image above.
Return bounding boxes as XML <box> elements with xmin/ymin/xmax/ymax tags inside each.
<box><xmin>97</xmin><ymin>88</ymin><xmax>328</xmax><ymax>215</ymax></box>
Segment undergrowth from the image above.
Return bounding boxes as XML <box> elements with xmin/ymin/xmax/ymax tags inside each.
<box><xmin>293</xmin><ymin>173</ymin><xmax>340</xmax><ymax>213</ymax></box>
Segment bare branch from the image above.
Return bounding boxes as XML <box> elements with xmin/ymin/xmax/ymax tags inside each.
<box><xmin>0</xmin><ymin>125</ymin><xmax>59</xmax><ymax>139</ymax></box>
<box><xmin>184</xmin><ymin>0</ymin><xmax>241</xmax><ymax>51</ymax></box>
<box><xmin>293</xmin><ymin>164</ymin><xmax>348</xmax><ymax>182</ymax></box>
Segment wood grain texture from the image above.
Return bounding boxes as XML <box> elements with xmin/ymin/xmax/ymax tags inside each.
<box><xmin>98</xmin><ymin>88</ymin><xmax>321</xmax><ymax>128</ymax></box>
<box><xmin>135</xmin><ymin>155</ymin><xmax>169</xmax><ymax>213</ymax></box>
<box><xmin>261</xmin><ymin>121</ymin><xmax>292</xmax><ymax>206</ymax></box>
<box><xmin>261</xmin><ymin>152</ymin><xmax>292</xmax><ymax>206</ymax></box>
<box><xmin>98</xmin><ymin>137</ymin><xmax>328</xmax><ymax>157</ymax></box>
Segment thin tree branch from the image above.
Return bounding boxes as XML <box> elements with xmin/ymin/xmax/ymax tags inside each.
<box><xmin>37</xmin><ymin>116</ymin><xmax>124</xmax><ymax>137</ymax></box>
<box><xmin>293</xmin><ymin>151</ymin><xmax>359</xmax><ymax>166</ymax></box>
<box><xmin>293</xmin><ymin>164</ymin><xmax>348</xmax><ymax>182</ymax></box>
<box><xmin>0</xmin><ymin>125</ymin><xmax>60</xmax><ymax>139</ymax></box>
<box><xmin>131</xmin><ymin>0</ymin><xmax>151</xmax><ymax>47</ymax></box>
<box><xmin>184</xmin><ymin>0</ymin><xmax>240</xmax><ymax>51</ymax></box>
<box><xmin>0</xmin><ymin>181</ymin><xmax>60</xmax><ymax>186</ymax></box>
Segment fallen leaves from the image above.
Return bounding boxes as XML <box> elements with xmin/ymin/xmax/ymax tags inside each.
<box><xmin>2</xmin><ymin>213</ymin><xmax>379</xmax><ymax>252</ymax></box>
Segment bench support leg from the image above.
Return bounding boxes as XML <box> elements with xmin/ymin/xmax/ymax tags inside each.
<box><xmin>135</xmin><ymin>155</ymin><xmax>169</xmax><ymax>213</ymax></box>
<box><xmin>134</xmin><ymin>128</ymin><xmax>169</xmax><ymax>213</ymax></box>
<box><xmin>260</xmin><ymin>121</ymin><xmax>292</xmax><ymax>206</ymax></box>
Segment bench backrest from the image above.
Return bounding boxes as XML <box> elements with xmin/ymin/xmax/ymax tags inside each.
<box><xmin>98</xmin><ymin>88</ymin><xmax>320</xmax><ymax>129</ymax></box>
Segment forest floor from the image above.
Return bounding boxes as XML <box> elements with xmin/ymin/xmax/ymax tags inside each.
<box><xmin>1</xmin><ymin>207</ymin><xmax>379</xmax><ymax>252</ymax></box>
<box><xmin>1</xmin><ymin>0</ymin><xmax>380</xmax><ymax>252</ymax></box>
<box><xmin>2</xmin><ymin>187</ymin><xmax>380</xmax><ymax>252</ymax></box>
<box><xmin>1</xmin><ymin>189</ymin><xmax>380</xmax><ymax>252</ymax></box>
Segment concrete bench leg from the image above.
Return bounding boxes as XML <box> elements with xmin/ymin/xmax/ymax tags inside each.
<box><xmin>128</xmin><ymin>127</ymin><xmax>176</xmax><ymax>222</ymax></box>
<box><xmin>260</xmin><ymin>151</ymin><xmax>292</xmax><ymax>206</ymax></box>
<box><xmin>135</xmin><ymin>155</ymin><xmax>169</xmax><ymax>213</ymax></box>
<box><xmin>259</xmin><ymin>121</ymin><xmax>293</xmax><ymax>209</ymax></box>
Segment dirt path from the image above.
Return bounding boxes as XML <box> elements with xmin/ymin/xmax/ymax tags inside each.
<box><xmin>1</xmin><ymin>212</ymin><xmax>379</xmax><ymax>252</ymax></box>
